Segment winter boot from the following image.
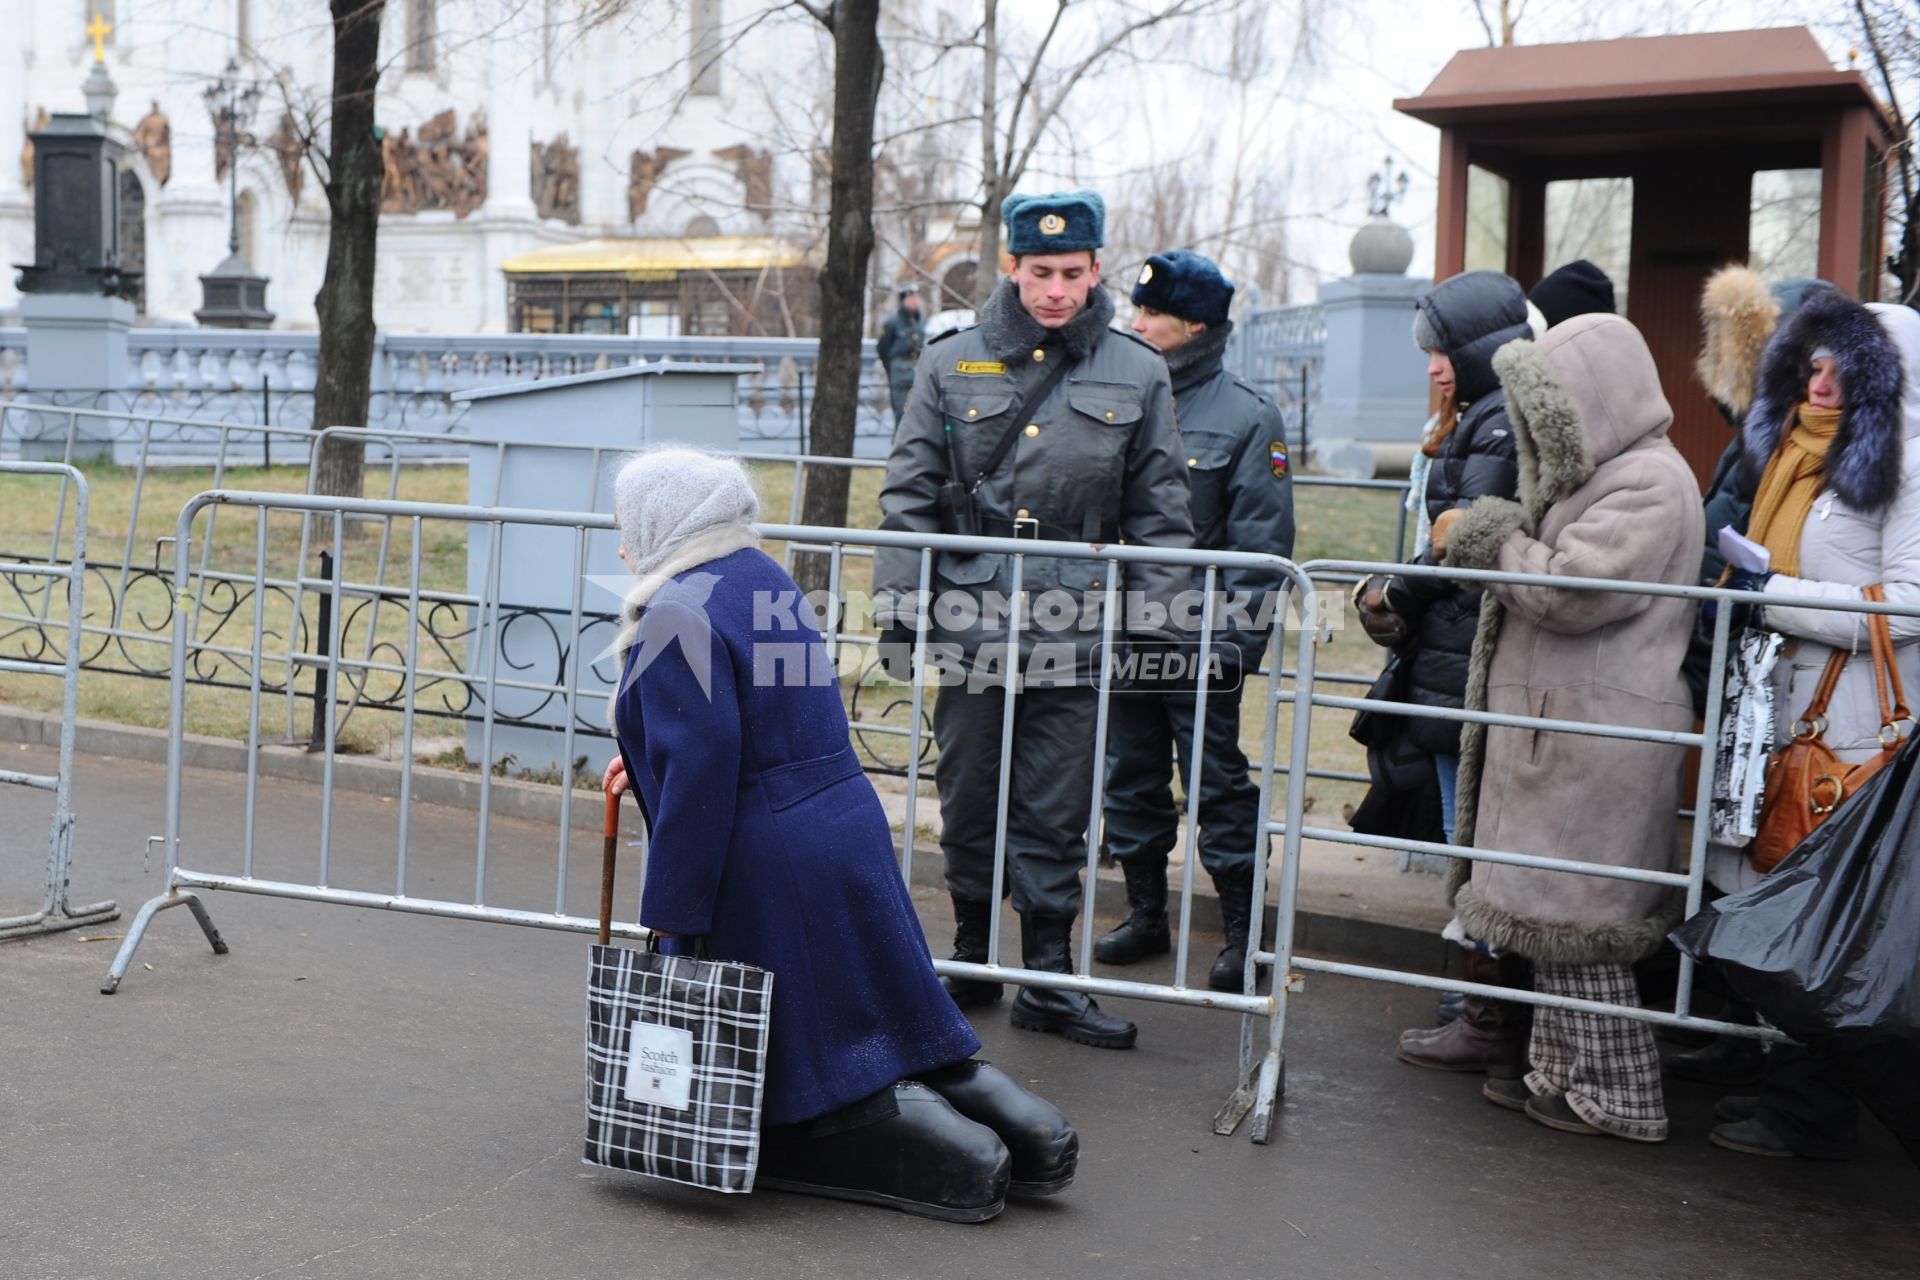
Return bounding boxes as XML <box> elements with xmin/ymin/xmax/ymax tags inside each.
<box><xmin>1396</xmin><ymin>950</ymin><xmax>1531</xmax><ymax>1077</ymax></box>
<box><xmin>757</xmin><ymin>1082</ymin><xmax>1012</xmax><ymax>1222</ymax></box>
<box><xmin>1665</xmin><ymin>1005</ymin><xmax>1767</xmax><ymax>1086</ymax></box>
<box><xmin>1093</xmin><ymin>858</ymin><xmax>1171</xmax><ymax>965</ymax></box>
<box><xmin>1207</xmin><ymin>866</ymin><xmax>1263</xmax><ymax>992</ymax></box>
<box><xmin>942</xmin><ymin>896</ymin><xmax>1003</xmax><ymax>1009</ymax></box>
<box><xmin>914</xmin><ymin>1059</ymin><xmax>1079</xmax><ymax>1197</ymax></box>
<box><xmin>1009</xmin><ymin>913</ymin><xmax>1138</xmax><ymax>1049</ymax></box>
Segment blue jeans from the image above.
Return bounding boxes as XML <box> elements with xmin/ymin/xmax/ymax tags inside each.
<box><xmin>1434</xmin><ymin>753</ymin><xmax>1460</xmax><ymax>845</ymax></box>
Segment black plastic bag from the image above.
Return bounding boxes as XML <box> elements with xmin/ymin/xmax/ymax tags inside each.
<box><xmin>1671</xmin><ymin>731</ymin><xmax>1920</xmax><ymax>1049</ymax></box>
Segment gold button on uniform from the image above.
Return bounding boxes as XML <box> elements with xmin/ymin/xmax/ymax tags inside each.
<box><xmin>966</xmin><ymin>408</ymin><xmax>978</xmax><ymax>418</ymax></box>
<box><xmin>1032</xmin><ymin>349</ymin><xmax>1046</xmax><ymax>362</ymax></box>
<box><xmin>1105</xmin><ymin>411</ymin><xmax>1115</xmax><ymax>421</ymax></box>
<box><xmin>1188</xmin><ymin>457</ymin><xmax>1198</xmax><ymax>467</ymax></box>
<box><xmin>1024</xmin><ymin>424</ymin><xmax>1040</xmax><ymax>437</ymax></box>
<box><xmin>1016</xmin><ymin>508</ymin><xmax>1030</xmax><ymax>518</ymax></box>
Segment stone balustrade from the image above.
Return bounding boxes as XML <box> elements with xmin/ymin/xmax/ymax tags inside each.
<box><xmin>2</xmin><ymin>309</ymin><xmax>1329</xmax><ymax>454</ymax></box>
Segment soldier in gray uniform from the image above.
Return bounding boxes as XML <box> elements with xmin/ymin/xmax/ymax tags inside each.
<box><xmin>1095</xmin><ymin>250</ymin><xmax>1295</xmax><ymax>992</ymax></box>
<box><xmin>875</xmin><ymin>283</ymin><xmax>926</xmax><ymax>426</ymax></box>
<box><xmin>873</xmin><ymin>190</ymin><xmax>1193</xmax><ymax>1050</ymax></box>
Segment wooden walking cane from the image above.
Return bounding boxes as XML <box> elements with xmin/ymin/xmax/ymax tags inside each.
<box><xmin>599</xmin><ymin>787</ymin><xmax>620</xmax><ymax>946</ymax></box>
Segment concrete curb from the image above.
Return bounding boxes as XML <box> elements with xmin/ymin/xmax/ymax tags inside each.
<box><xmin>1</xmin><ymin>704</ymin><xmax>1448</xmax><ymax>973</ymax></box>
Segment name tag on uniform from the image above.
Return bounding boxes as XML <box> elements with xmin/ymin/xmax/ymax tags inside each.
<box><xmin>624</xmin><ymin>1019</ymin><xmax>695</xmax><ymax>1110</ymax></box>
<box><xmin>955</xmin><ymin>360</ymin><xmax>1006</xmax><ymax>375</ymax></box>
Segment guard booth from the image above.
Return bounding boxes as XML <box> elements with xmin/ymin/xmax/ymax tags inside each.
<box><xmin>1395</xmin><ymin>27</ymin><xmax>1896</xmax><ymax>482</ymax></box>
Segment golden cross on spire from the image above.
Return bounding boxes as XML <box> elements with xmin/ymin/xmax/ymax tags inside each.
<box><xmin>86</xmin><ymin>11</ymin><xmax>112</xmax><ymax>63</ymax></box>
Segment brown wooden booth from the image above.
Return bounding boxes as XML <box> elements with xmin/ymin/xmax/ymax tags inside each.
<box><xmin>1396</xmin><ymin>27</ymin><xmax>1895</xmax><ymax>483</ymax></box>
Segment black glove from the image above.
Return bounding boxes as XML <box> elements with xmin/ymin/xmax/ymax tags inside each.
<box><xmin>875</xmin><ymin>621</ymin><xmax>919</xmax><ymax>684</ymax></box>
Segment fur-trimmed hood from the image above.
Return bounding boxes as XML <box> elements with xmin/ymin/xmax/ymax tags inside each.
<box><xmin>1695</xmin><ymin>265</ymin><xmax>1779</xmax><ymax>418</ymax></box>
<box><xmin>977</xmin><ymin>275</ymin><xmax>1117</xmax><ymax>363</ymax></box>
<box><xmin>1742</xmin><ymin>287</ymin><xmax>1908</xmax><ymax>513</ymax></box>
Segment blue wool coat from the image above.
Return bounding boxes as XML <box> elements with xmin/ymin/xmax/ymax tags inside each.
<box><xmin>612</xmin><ymin>547</ymin><xmax>979</xmax><ymax>1126</ymax></box>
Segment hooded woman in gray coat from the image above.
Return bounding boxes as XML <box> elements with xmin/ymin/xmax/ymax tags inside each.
<box><xmin>1439</xmin><ymin>313</ymin><xmax>1705</xmax><ymax>1143</ymax></box>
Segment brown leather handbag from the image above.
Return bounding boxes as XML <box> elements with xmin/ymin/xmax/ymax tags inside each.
<box><xmin>1752</xmin><ymin>586</ymin><xmax>1914</xmax><ymax>873</ymax></box>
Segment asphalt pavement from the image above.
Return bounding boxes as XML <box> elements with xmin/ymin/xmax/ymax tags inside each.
<box><xmin>1</xmin><ymin>743</ymin><xmax>1913</xmax><ymax>1280</ymax></box>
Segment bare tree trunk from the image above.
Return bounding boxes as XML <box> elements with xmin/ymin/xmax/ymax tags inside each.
<box><xmin>793</xmin><ymin>0</ymin><xmax>883</xmax><ymax>598</ymax></box>
<box><xmin>973</xmin><ymin>0</ymin><xmax>1002</xmax><ymax>312</ymax></box>
<box><xmin>311</xmin><ymin>0</ymin><xmax>385</xmax><ymax>499</ymax></box>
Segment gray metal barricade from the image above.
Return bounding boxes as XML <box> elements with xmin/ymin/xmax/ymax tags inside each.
<box><xmin>0</xmin><ymin>462</ymin><xmax>119</xmax><ymax>940</ymax></box>
<box><xmin>1267</xmin><ymin>557</ymin><xmax>1920</xmax><ymax>1052</ymax></box>
<box><xmin>101</xmin><ymin>487</ymin><xmax>1323</xmax><ymax>1143</ymax></box>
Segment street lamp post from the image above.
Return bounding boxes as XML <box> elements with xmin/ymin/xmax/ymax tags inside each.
<box><xmin>194</xmin><ymin>57</ymin><xmax>275</xmax><ymax>328</ymax></box>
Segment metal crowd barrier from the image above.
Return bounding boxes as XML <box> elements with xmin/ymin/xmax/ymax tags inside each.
<box><xmin>1269</xmin><ymin>557</ymin><xmax>1920</xmax><ymax>1051</ymax></box>
<box><xmin>0</xmin><ymin>462</ymin><xmax>118</xmax><ymax>940</ymax></box>
<box><xmin>100</xmin><ymin>487</ymin><xmax>1322</xmax><ymax>1145</ymax></box>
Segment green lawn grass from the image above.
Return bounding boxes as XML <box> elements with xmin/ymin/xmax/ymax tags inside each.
<box><xmin>1</xmin><ymin>458</ymin><xmax>1401</xmax><ymax>816</ymax></box>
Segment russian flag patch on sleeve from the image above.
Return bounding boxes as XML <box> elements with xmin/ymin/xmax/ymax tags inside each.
<box><xmin>1269</xmin><ymin>440</ymin><xmax>1290</xmax><ymax>479</ymax></box>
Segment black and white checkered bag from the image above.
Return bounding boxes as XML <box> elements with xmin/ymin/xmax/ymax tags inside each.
<box><xmin>584</xmin><ymin>793</ymin><xmax>772</xmax><ymax>1193</ymax></box>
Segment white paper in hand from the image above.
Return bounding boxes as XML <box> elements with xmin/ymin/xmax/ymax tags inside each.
<box><xmin>624</xmin><ymin>1020</ymin><xmax>695</xmax><ymax>1111</ymax></box>
<box><xmin>1718</xmin><ymin>527</ymin><xmax>1771</xmax><ymax>575</ymax></box>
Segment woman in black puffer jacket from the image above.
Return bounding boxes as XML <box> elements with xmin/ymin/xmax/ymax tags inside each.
<box><xmin>1359</xmin><ymin>270</ymin><xmax>1531</xmax><ymax>1077</ymax></box>
<box><xmin>1360</xmin><ymin>269</ymin><xmax>1528</xmax><ymax>835</ymax></box>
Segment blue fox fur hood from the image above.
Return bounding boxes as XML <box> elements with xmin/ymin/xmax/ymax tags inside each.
<box><xmin>1742</xmin><ymin>288</ymin><xmax>1908</xmax><ymax>513</ymax></box>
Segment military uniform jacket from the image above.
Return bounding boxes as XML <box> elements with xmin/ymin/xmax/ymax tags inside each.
<box><xmin>1167</xmin><ymin>324</ymin><xmax>1296</xmax><ymax>667</ymax></box>
<box><xmin>875</xmin><ymin>309</ymin><xmax>927</xmax><ymax>390</ymax></box>
<box><xmin>875</xmin><ymin>280</ymin><xmax>1194</xmax><ymax>679</ymax></box>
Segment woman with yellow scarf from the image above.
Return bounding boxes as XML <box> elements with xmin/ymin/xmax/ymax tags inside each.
<box><xmin>1706</xmin><ymin>291</ymin><xmax>1920</xmax><ymax>1162</ymax></box>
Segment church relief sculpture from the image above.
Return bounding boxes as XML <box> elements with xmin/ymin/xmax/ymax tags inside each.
<box><xmin>627</xmin><ymin>145</ymin><xmax>688</xmax><ymax>221</ymax></box>
<box><xmin>268</xmin><ymin>112</ymin><xmax>304</xmax><ymax>203</ymax></box>
<box><xmin>133</xmin><ymin>101</ymin><xmax>171</xmax><ymax>187</ymax></box>
<box><xmin>379</xmin><ymin>108</ymin><xmax>488</xmax><ymax>218</ymax></box>
<box><xmin>715</xmin><ymin>143</ymin><xmax>774</xmax><ymax>219</ymax></box>
<box><xmin>21</xmin><ymin>106</ymin><xmax>49</xmax><ymax>188</ymax></box>
<box><xmin>531</xmin><ymin>132</ymin><xmax>580</xmax><ymax>225</ymax></box>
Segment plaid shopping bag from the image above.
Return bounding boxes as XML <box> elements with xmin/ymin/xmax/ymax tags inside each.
<box><xmin>585</xmin><ymin>793</ymin><xmax>772</xmax><ymax>1193</ymax></box>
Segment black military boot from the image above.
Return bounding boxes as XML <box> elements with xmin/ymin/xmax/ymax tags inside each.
<box><xmin>1207</xmin><ymin>866</ymin><xmax>1260</xmax><ymax>992</ymax></box>
<box><xmin>942</xmin><ymin>896</ymin><xmax>1003</xmax><ymax>1009</ymax></box>
<box><xmin>1009</xmin><ymin>913</ymin><xmax>1138</xmax><ymax>1049</ymax></box>
<box><xmin>1092</xmin><ymin>857</ymin><xmax>1170</xmax><ymax>965</ymax></box>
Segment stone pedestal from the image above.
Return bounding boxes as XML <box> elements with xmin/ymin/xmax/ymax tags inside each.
<box><xmin>16</xmin><ymin>293</ymin><xmax>134</xmax><ymax>458</ymax></box>
<box><xmin>450</xmin><ymin>361</ymin><xmax>756</xmax><ymax>775</ymax></box>
<box><xmin>1314</xmin><ymin>273</ymin><xmax>1433</xmax><ymax>452</ymax></box>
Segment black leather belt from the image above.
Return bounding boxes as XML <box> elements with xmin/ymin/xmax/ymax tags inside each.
<box><xmin>978</xmin><ymin>515</ymin><xmax>1121</xmax><ymax>542</ymax></box>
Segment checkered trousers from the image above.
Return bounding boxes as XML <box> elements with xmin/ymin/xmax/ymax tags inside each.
<box><xmin>584</xmin><ymin>943</ymin><xmax>774</xmax><ymax>1192</ymax></box>
<box><xmin>1526</xmin><ymin>960</ymin><xmax>1669</xmax><ymax>1143</ymax></box>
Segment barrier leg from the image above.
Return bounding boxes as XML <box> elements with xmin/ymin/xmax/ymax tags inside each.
<box><xmin>101</xmin><ymin>887</ymin><xmax>228</xmax><ymax>994</ymax></box>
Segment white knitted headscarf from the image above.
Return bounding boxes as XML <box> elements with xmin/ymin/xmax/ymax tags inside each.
<box><xmin>606</xmin><ymin>450</ymin><xmax>760</xmax><ymax>731</ymax></box>
<box><xmin>613</xmin><ymin>448</ymin><xmax>760</xmax><ymax>580</ymax></box>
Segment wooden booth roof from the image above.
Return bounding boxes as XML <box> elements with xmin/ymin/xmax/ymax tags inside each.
<box><xmin>1395</xmin><ymin>27</ymin><xmax>1889</xmax><ymax>137</ymax></box>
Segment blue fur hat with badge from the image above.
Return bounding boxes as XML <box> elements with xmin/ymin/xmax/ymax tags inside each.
<box><xmin>1002</xmin><ymin>189</ymin><xmax>1106</xmax><ymax>256</ymax></box>
<box><xmin>1131</xmin><ymin>249</ymin><xmax>1235</xmax><ymax>326</ymax></box>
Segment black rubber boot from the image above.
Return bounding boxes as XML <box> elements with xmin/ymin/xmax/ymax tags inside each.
<box><xmin>942</xmin><ymin>896</ymin><xmax>1003</xmax><ymax>1009</ymax></box>
<box><xmin>914</xmin><ymin>1059</ymin><xmax>1079</xmax><ymax>1197</ymax></box>
<box><xmin>1010</xmin><ymin>914</ymin><xmax>1138</xmax><ymax>1049</ymax></box>
<box><xmin>1207</xmin><ymin>867</ymin><xmax>1260</xmax><ymax>992</ymax></box>
<box><xmin>757</xmin><ymin>1082</ymin><xmax>1012</xmax><ymax>1222</ymax></box>
<box><xmin>1093</xmin><ymin>858</ymin><xmax>1171</xmax><ymax>965</ymax></box>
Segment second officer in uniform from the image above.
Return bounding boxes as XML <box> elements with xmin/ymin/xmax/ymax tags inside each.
<box><xmin>874</xmin><ymin>190</ymin><xmax>1193</xmax><ymax>1049</ymax></box>
<box><xmin>1096</xmin><ymin>250</ymin><xmax>1295</xmax><ymax>991</ymax></box>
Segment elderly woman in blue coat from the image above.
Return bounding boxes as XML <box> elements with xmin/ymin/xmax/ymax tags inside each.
<box><xmin>602</xmin><ymin>448</ymin><xmax>1076</xmax><ymax>1222</ymax></box>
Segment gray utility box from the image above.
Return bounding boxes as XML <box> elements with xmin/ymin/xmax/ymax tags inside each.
<box><xmin>449</xmin><ymin>360</ymin><xmax>758</xmax><ymax>777</ymax></box>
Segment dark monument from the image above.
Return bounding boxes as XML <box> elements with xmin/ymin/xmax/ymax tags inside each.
<box><xmin>14</xmin><ymin>111</ymin><xmax>140</xmax><ymax>299</ymax></box>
